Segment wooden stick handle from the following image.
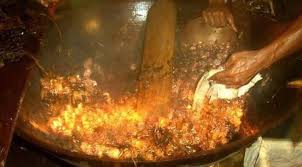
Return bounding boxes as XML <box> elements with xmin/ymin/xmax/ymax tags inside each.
<box><xmin>137</xmin><ymin>0</ymin><xmax>177</xmax><ymax>116</ymax></box>
<box><xmin>0</xmin><ymin>60</ymin><xmax>33</xmax><ymax>167</ymax></box>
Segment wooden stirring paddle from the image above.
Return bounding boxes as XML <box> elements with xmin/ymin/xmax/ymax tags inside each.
<box><xmin>137</xmin><ymin>0</ymin><xmax>176</xmax><ymax>117</ymax></box>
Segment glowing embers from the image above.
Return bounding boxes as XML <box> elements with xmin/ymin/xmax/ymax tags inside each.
<box><xmin>40</xmin><ymin>73</ymin><xmax>100</xmax><ymax>104</ymax></box>
<box><xmin>49</xmin><ymin>103</ymin><xmax>144</xmax><ymax>137</ymax></box>
<box><xmin>84</xmin><ymin>18</ymin><xmax>101</xmax><ymax>34</ymax></box>
<box><xmin>40</xmin><ymin>56</ymin><xmax>249</xmax><ymax>161</ymax></box>
<box><xmin>44</xmin><ymin>84</ymin><xmax>246</xmax><ymax>160</ymax></box>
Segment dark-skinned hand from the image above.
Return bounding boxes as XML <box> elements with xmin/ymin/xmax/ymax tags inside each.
<box><xmin>202</xmin><ymin>5</ymin><xmax>237</xmax><ymax>32</ymax></box>
<box><xmin>210</xmin><ymin>50</ymin><xmax>267</xmax><ymax>88</ymax></box>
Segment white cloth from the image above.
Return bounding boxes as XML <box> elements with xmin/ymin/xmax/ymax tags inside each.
<box><xmin>193</xmin><ymin>68</ymin><xmax>262</xmax><ymax>111</ymax></box>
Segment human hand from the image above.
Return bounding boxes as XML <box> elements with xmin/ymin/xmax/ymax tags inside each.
<box><xmin>202</xmin><ymin>5</ymin><xmax>237</xmax><ymax>32</ymax></box>
<box><xmin>210</xmin><ymin>50</ymin><xmax>267</xmax><ymax>88</ymax></box>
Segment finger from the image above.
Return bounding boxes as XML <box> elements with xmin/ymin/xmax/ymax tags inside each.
<box><xmin>205</xmin><ymin>11</ymin><xmax>213</xmax><ymax>25</ymax></box>
<box><xmin>203</xmin><ymin>11</ymin><xmax>209</xmax><ymax>24</ymax></box>
<box><xmin>231</xmin><ymin>78</ymin><xmax>246</xmax><ymax>88</ymax></box>
<box><xmin>226</xmin><ymin>13</ymin><xmax>238</xmax><ymax>32</ymax></box>
<box><xmin>212</xmin><ymin>76</ymin><xmax>236</xmax><ymax>85</ymax></box>
<box><xmin>225</xmin><ymin>59</ymin><xmax>237</xmax><ymax>69</ymax></box>
<box><xmin>212</xmin><ymin>74</ymin><xmax>243</xmax><ymax>88</ymax></box>
<box><xmin>213</xmin><ymin>11</ymin><xmax>221</xmax><ymax>27</ymax></box>
<box><xmin>209</xmin><ymin>70</ymin><xmax>232</xmax><ymax>81</ymax></box>
<box><xmin>219</xmin><ymin>12</ymin><xmax>227</xmax><ymax>27</ymax></box>
<box><xmin>208</xmin><ymin>12</ymin><xmax>215</xmax><ymax>27</ymax></box>
<box><xmin>226</xmin><ymin>83</ymin><xmax>242</xmax><ymax>89</ymax></box>
<box><xmin>211</xmin><ymin>69</ymin><xmax>245</xmax><ymax>83</ymax></box>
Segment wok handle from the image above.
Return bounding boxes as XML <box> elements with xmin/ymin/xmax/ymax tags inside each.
<box><xmin>288</xmin><ymin>79</ymin><xmax>302</xmax><ymax>89</ymax></box>
<box><xmin>0</xmin><ymin>60</ymin><xmax>33</xmax><ymax>167</ymax></box>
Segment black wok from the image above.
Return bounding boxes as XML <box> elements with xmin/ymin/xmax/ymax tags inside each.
<box><xmin>5</xmin><ymin>0</ymin><xmax>302</xmax><ymax>166</ymax></box>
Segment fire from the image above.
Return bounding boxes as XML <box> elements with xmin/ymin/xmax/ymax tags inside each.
<box><xmin>44</xmin><ymin>85</ymin><xmax>248</xmax><ymax>160</ymax></box>
<box><xmin>49</xmin><ymin>103</ymin><xmax>144</xmax><ymax>135</ymax></box>
<box><xmin>38</xmin><ymin>58</ymin><xmax>257</xmax><ymax>161</ymax></box>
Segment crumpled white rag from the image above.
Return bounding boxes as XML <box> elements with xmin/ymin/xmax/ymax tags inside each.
<box><xmin>192</xmin><ymin>68</ymin><xmax>263</xmax><ymax>111</ymax></box>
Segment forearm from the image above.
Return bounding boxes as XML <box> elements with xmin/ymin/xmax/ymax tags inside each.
<box><xmin>260</xmin><ymin>15</ymin><xmax>302</xmax><ymax>68</ymax></box>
